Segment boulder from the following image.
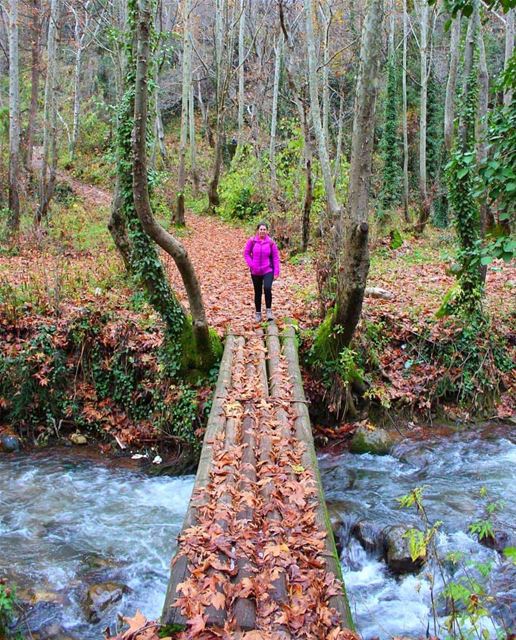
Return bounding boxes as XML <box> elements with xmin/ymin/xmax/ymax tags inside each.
<box><xmin>0</xmin><ymin>433</ymin><xmax>21</xmax><ymax>453</ymax></box>
<box><xmin>326</xmin><ymin>504</ymin><xmax>346</xmax><ymax>556</ymax></box>
<box><xmin>383</xmin><ymin>524</ymin><xmax>425</xmax><ymax>575</ymax></box>
<box><xmin>69</xmin><ymin>433</ymin><xmax>87</xmax><ymax>445</ymax></box>
<box><xmin>351</xmin><ymin>519</ymin><xmax>385</xmax><ymax>555</ymax></box>
<box><xmin>477</xmin><ymin>528</ymin><xmax>514</xmax><ymax>553</ymax></box>
<box><xmin>350</xmin><ymin>425</ymin><xmax>395</xmax><ymax>455</ymax></box>
<box><xmin>83</xmin><ymin>582</ymin><xmax>129</xmax><ymax>623</ymax></box>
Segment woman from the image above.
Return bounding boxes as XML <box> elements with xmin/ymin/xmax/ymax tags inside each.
<box><xmin>243</xmin><ymin>222</ymin><xmax>280</xmax><ymax>322</ymax></box>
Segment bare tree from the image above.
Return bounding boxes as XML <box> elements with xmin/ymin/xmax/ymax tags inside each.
<box><xmin>175</xmin><ymin>0</ymin><xmax>192</xmax><ymax>225</ymax></box>
<box><xmin>444</xmin><ymin>14</ymin><xmax>461</xmax><ymax>152</ymax></box>
<box><xmin>304</xmin><ymin>0</ymin><xmax>339</xmax><ymax>218</ymax></box>
<box><xmin>25</xmin><ymin>0</ymin><xmax>42</xmax><ymax>172</ymax></box>
<box><xmin>504</xmin><ymin>9</ymin><xmax>514</xmax><ymax>106</ymax></box>
<box><xmin>402</xmin><ymin>0</ymin><xmax>410</xmax><ymax>221</ymax></box>
<box><xmin>36</xmin><ymin>0</ymin><xmax>60</xmax><ymax>223</ymax></box>
<box><xmin>8</xmin><ymin>0</ymin><xmax>20</xmax><ymax>233</ymax></box>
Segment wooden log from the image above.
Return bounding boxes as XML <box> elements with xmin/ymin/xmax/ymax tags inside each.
<box><xmin>282</xmin><ymin>324</ymin><xmax>355</xmax><ymax>631</ymax></box>
<box><xmin>255</xmin><ymin>327</ymin><xmax>269</xmax><ymax>397</ymax></box>
<box><xmin>233</xmin><ymin>357</ymin><xmax>257</xmax><ymax>629</ymax></box>
<box><xmin>161</xmin><ymin>334</ymin><xmax>235</xmax><ymax>626</ymax></box>
<box><xmin>265</xmin><ymin>322</ymin><xmax>282</xmax><ymax>399</ymax></box>
<box><xmin>204</xmin><ymin>336</ymin><xmax>246</xmax><ymax>627</ymax></box>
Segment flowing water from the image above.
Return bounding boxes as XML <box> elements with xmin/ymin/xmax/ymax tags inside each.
<box><xmin>321</xmin><ymin>426</ymin><xmax>516</xmax><ymax>639</ymax></box>
<box><xmin>0</xmin><ymin>427</ymin><xmax>514</xmax><ymax>639</ymax></box>
<box><xmin>0</xmin><ymin>454</ymin><xmax>194</xmax><ymax>638</ymax></box>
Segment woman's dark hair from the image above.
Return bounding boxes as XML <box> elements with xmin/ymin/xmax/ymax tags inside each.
<box><xmin>256</xmin><ymin>221</ymin><xmax>269</xmax><ymax>230</ymax></box>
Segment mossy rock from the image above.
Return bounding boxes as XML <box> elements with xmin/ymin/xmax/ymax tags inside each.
<box><xmin>349</xmin><ymin>425</ymin><xmax>394</xmax><ymax>455</ymax></box>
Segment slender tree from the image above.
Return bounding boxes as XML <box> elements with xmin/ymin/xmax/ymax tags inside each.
<box><xmin>25</xmin><ymin>0</ymin><xmax>42</xmax><ymax>172</ymax></box>
<box><xmin>304</xmin><ymin>0</ymin><xmax>339</xmax><ymax>218</ymax></box>
<box><xmin>444</xmin><ymin>14</ymin><xmax>461</xmax><ymax>153</ymax></box>
<box><xmin>402</xmin><ymin>0</ymin><xmax>410</xmax><ymax>221</ymax></box>
<box><xmin>175</xmin><ymin>0</ymin><xmax>193</xmax><ymax>225</ymax></box>
<box><xmin>36</xmin><ymin>0</ymin><xmax>60</xmax><ymax>223</ymax></box>
<box><xmin>8</xmin><ymin>0</ymin><xmax>21</xmax><ymax>233</ymax></box>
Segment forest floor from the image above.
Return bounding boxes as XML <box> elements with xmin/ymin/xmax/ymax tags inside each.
<box><xmin>1</xmin><ymin>166</ymin><xmax>515</xmax><ymax>454</ymax></box>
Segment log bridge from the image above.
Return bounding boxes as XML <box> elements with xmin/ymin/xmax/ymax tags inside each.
<box><xmin>162</xmin><ymin>323</ymin><xmax>355</xmax><ymax>639</ymax></box>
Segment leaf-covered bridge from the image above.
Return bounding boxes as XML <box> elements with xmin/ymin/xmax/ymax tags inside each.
<box><xmin>161</xmin><ymin>324</ymin><xmax>356</xmax><ymax>639</ymax></box>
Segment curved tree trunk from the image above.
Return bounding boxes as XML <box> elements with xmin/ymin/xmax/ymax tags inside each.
<box><xmin>133</xmin><ymin>0</ymin><xmax>214</xmax><ymax>366</ymax></box>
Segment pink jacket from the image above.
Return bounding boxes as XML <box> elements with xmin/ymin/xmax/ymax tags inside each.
<box><xmin>244</xmin><ymin>235</ymin><xmax>280</xmax><ymax>277</ymax></box>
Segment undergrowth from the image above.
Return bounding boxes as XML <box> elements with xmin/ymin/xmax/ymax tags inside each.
<box><xmin>0</xmin><ymin>306</ymin><xmax>215</xmax><ymax>451</ymax></box>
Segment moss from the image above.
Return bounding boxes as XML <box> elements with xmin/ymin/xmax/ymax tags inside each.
<box><xmin>390</xmin><ymin>228</ymin><xmax>403</xmax><ymax>250</ymax></box>
<box><xmin>312</xmin><ymin>309</ymin><xmax>337</xmax><ymax>362</ymax></box>
<box><xmin>178</xmin><ymin>320</ymin><xmax>222</xmax><ymax>374</ymax></box>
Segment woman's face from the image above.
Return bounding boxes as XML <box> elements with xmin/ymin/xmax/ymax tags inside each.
<box><xmin>258</xmin><ymin>225</ymin><xmax>267</xmax><ymax>239</ymax></box>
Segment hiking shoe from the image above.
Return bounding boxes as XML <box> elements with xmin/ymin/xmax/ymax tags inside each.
<box><xmin>266</xmin><ymin>309</ymin><xmax>274</xmax><ymax>321</ymax></box>
<box><xmin>255</xmin><ymin>311</ymin><xmax>262</xmax><ymax>322</ymax></box>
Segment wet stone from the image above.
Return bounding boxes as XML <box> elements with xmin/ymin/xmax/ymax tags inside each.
<box><xmin>83</xmin><ymin>582</ymin><xmax>130</xmax><ymax>623</ymax></box>
<box><xmin>0</xmin><ymin>433</ymin><xmax>21</xmax><ymax>453</ymax></box>
<box><xmin>351</xmin><ymin>519</ymin><xmax>385</xmax><ymax>555</ymax></box>
<box><xmin>383</xmin><ymin>524</ymin><xmax>426</xmax><ymax>575</ymax></box>
<box><xmin>349</xmin><ymin>425</ymin><xmax>395</xmax><ymax>456</ymax></box>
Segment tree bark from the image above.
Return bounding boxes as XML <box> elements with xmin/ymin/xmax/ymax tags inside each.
<box><xmin>26</xmin><ymin>0</ymin><xmax>41</xmax><ymax>172</ymax></box>
<box><xmin>504</xmin><ymin>9</ymin><xmax>514</xmax><ymax>106</ymax></box>
<box><xmin>189</xmin><ymin>78</ymin><xmax>199</xmax><ymax>194</ymax></box>
<box><xmin>402</xmin><ymin>0</ymin><xmax>410</xmax><ymax>222</ymax></box>
<box><xmin>133</xmin><ymin>0</ymin><xmax>213</xmax><ymax>365</ymax></box>
<box><xmin>418</xmin><ymin>0</ymin><xmax>428</xmax><ymax>226</ymax></box>
<box><xmin>237</xmin><ymin>0</ymin><xmax>245</xmax><ymax>145</ymax></box>
<box><xmin>304</xmin><ymin>0</ymin><xmax>340</xmax><ymax>218</ymax></box>
<box><xmin>444</xmin><ymin>14</ymin><xmax>461</xmax><ymax>153</ymax></box>
<box><xmin>175</xmin><ymin>0</ymin><xmax>192</xmax><ymax>225</ymax></box>
<box><xmin>8</xmin><ymin>0</ymin><xmax>21</xmax><ymax>234</ymax></box>
<box><xmin>331</xmin><ymin>0</ymin><xmax>384</xmax><ymax>352</ymax></box>
<box><xmin>36</xmin><ymin>0</ymin><xmax>60</xmax><ymax>224</ymax></box>
<box><xmin>477</xmin><ymin>25</ymin><xmax>491</xmax><ymax>240</ymax></box>
<box><xmin>269</xmin><ymin>35</ymin><xmax>283</xmax><ymax>188</ymax></box>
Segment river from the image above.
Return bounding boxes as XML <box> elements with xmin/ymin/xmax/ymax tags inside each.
<box><xmin>0</xmin><ymin>426</ymin><xmax>514</xmax><ymax>638</ymax></box>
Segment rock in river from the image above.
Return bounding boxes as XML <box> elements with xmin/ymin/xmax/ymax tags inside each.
<box><xmin>0</xmin><ymin>433</ymin><xmax>21</xmax><ymax>453</ymax></box>
<box><xmin>83</xmin><ymin>582</ymin><xmax>130</xmax><ymax>623</ymax></box>
<box><xmin>350</xmin><ymin>425</ymin><xmax>395</xmax><ymax>455</ymax></box>
<box><xmin>383</xmin><ymin>524</ymin><xmax>426</xmax><ymax>574</ymax></box>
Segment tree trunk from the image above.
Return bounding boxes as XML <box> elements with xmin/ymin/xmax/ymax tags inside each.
<box><xmin>477</xmin><ymin>25</ymin><xmax>491</xmax><ymax>240</ymax></box>
<box><xmin>402</xmin><ymin>0</ymin><xmax>410</xmax><ymax>222</ymax></box>
<box><xmin>304</xmin><ymin>0</ymin><xmax>340</xmax><ymax>218</ymax></box>
<box><xmin>334</xmin><ymin>91</ymin><xmax>344</xmax><ymax>185</ymax></box>
<box><xmin>237</xmin><ymin>0</ymin><xmax>245</xmax><ymax>146</ymax></box>
<box><xmin>301</xmin><ymin>103</ymin><xmax>313</xmax><ymax>252</ymax></box>
<box><xmin>269</xmin><ymin>35</ymin><xmax>283</xmax><ymax>188</ymax></box>
<box><xmin>444</xmin><ymin>14</ymin><xmax>461</xmax><ymax>153</ymax></box>
<box><xmin>71</xmin><ymin>36</ymin><xmax>83</xmax><ymax>159</ymax></box>
<box><xmin>26</xmin><ymin>0</ymin><xmax>41</xmax><ymax>172</ymax></box>
<box><xmin>133</xmin><ymin>0</ymin><xmax>214</xmax><ymax>366</ymax></box>
<box><xmin>36</xmin><ymin>0</ymin><xmax>60</xmax><ymax>224</ymax></box>
<box><xmin>8</xmin><ymin>0</ymin><xmax>21</xmax><ymax>234</ymax></box>
<box><xmin>504</xmin><ymin>9</ymin><xmax>514</xmax><ymax>106</ymax></box>
<box><xmin>189</xmin><ymin>79</ymin><xmax>199</xmax><ymax>194</ymax></box>
<box><xmin>331</xmin><ymin>0</ymin><xmax>384</xmax><ymax>352</ymax></box>
<box><xmin>320</xmin><ymin>2</ymin><xmax>331</xmax><ymax>145</ymax></box>
<box><xmin>175</xmin><ymin>0</ymin><xmax>192</xmax><ymax>226</ymax></box>
<box><xmin>416</xmin><ymin>0</ymin><xmax>429</xmax><ymax>233</ymax></box>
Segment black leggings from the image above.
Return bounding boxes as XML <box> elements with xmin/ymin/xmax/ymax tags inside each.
<box><xmin>251</xmin><ymin>272</ymin><xmax>273</xmax><ymax>312</ymax></box>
